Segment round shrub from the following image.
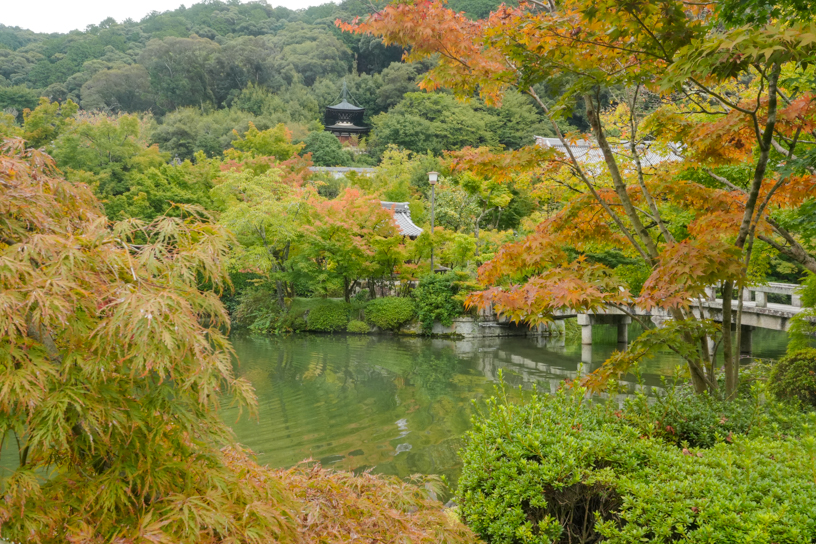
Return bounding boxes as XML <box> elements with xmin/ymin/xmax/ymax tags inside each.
<box><xmin>365</xmin><ymin>297</ymin><xmax>416</xmax><ymax>331</ymax></box>
<box><xmin>768</xmin><ymin>348</ymin><xmax>816</xmax><ymax>407</ymax></box>
<box><xmin>347</xmin><ymin>320</ymin><xmax>370</xmax><ymax>334</ymax></box>
<box><xmin>306</xmin><ymin>303</ymin><xmax>349</xmax><ymax>332</ymax></box>
<box><xmin>458</xmin><ymin>387</ymin><xmax>816</xmax><ymax>544</ymax></box>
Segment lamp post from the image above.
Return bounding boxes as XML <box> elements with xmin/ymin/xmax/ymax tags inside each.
<box><xmin>428</xmin><ymin>171</ymin><xmax>438</xmax><ymax>273</ymax></box>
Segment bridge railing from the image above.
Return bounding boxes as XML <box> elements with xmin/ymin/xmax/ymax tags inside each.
<box><xmin>704</xmin><ymin>282</ymin><xmax>803</xmax><ymax>308</ymax></box>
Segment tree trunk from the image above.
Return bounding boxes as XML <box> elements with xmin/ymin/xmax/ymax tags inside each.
<box><xmin>584</xmin><ymin>94</ymin><xmax>660</xmax><ymax>264</ymax></box>
<box><xmin>275</xmin><ymin>279</ymin><xmax>286</xmax><ymax>310</ymax></box>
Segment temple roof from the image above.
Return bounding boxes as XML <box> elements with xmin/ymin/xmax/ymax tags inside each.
<box><xmin>381</xmin><ymin>201</ymin><xmax>423</xmax><ymax>238</ymax></box>
<box><xmin>326</xmin><ymin>99</ymin><xmax>364</xmax><ymax>112</ymax></box>
<box><xmin>325</xmin><ymin>122</ymin><xmax>369</xmax><ymax>133</ymax></box>
<box><xmin>327</xmin><ymin>79</ymin><xmax>365</xmax><ymax>112</ymax></box>
<box><xmin>534</xmin><ymin>136</ymin><xmax>682</xmax><ymax>168</ymax></box>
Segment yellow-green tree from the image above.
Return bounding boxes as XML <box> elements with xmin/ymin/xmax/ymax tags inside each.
<box><xmin>0</xmin><ymin>139</ymin><xmax>295</xmax><ymax>541</ymax></box>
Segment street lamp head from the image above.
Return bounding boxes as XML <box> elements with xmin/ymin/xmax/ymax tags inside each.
<box><xmin>428</xmin><ymin>171</ymin><xmax>439</xmax><ymax>185</ymax></box>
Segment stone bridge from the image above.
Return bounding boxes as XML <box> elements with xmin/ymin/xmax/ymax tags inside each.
<box><xmin>563</xmin><ymin>282</ymin><xmax>805</xmax><ymax>347</ymax></box>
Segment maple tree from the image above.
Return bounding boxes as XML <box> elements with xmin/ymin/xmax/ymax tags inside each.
<box><xmin>212</xmin><ymin>156</ymin><xmax>316</xmax><ymax>309</ymax></box>
<box><xmin>340</xmin><ymin>0</ymin><xmax>816</xmax><ymax>397</ymax></box>
<box><xmin>0</xmin><ymin>138</ymin><xmax>296</xmax><ymax>541</ymax></box>
<box><xmin>300</xmin><ymin>188</ymin><xmax>404</xmax><ymax>302</ymax></box>
<box><xmin>0</xmin><ymin>139</ymin><xmax>480</xmax><ymax>542</ymax></box>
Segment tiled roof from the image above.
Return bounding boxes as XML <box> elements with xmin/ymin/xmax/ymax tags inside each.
<box><xmin>381</xmin><ymin>201</ymin><xmax>423</xmax><ymax>238</ymax></box>
<box><xmin>327</xmin><ymin>99</ymin><xmax>364</xmax><ymax>111</ymax></box>
<box><xmin>534</xmin><ymin>136</ymin><xmax>683</xmax><ymax>168</ymax></box>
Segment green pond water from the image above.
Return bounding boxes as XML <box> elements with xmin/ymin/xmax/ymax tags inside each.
<box><xmin>224</xmin><ymin>326</ymin><xmax>789</xmax><ymax>488</ymax></box>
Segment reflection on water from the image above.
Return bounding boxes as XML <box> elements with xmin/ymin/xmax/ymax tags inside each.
<box><xmin>224</xmin><ymin>325</ymin><xmax>788</xmax><ymax>487</ymax></box>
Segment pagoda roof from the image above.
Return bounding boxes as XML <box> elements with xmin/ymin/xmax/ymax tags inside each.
<box><xmin>381</xmin><ymin>201</ymin><xmax>423</xmax><ymax>238</ymax></box>
<box><xmin>327</xmin><ymin>99</ymin><xmax>364</xmax><ymax>112</ymax></box>
<box><xmin>325</xmin><ymin>122</ymin><xmax>369</xmax><ymax>133</ymax></box>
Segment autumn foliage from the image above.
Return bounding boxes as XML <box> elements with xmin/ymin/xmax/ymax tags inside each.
<box><xmin>0</xmin><ymin>141</ymin><xmax>476</xmax><ymax>542</ymax></box>
<box><xmin>339</xmin><ymin>0</ymin><xmax>816</xmax><ymax>397</ymax></box>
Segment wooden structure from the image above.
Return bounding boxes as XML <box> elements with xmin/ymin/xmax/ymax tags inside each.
<box><xmin>324</xmin><ymin>80</ymin><xmax>369</xmax><ymax>143</ymax></box>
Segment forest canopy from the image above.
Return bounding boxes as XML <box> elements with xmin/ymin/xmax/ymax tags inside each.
<box><xmin>0</xmin><ymin>0</ymin><xmax>547</xmax><ymax>164</ymax></box>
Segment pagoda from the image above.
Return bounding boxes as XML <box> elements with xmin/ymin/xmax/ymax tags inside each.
<box><xmin>324</xmin><ymin>79</ymin><xmax>369</xmax><ymax>143</ymax></box>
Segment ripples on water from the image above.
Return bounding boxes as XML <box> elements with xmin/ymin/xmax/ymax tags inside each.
<box><xmin>224</xmin><ymin>326</ymin><xmax>789</xmax><ymax>488</ymax></box>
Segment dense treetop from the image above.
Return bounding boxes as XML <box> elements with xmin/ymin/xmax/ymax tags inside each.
<box><xmin>0</xmin><ymin>0</ymin><xmax>548</xmax><ymax>164</ymax></box>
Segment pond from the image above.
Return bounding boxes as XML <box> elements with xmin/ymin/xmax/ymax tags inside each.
<box><xmin>224</xmin><ymin>325</ymin><xmax>789</xmax><ymax>490</ymax></box>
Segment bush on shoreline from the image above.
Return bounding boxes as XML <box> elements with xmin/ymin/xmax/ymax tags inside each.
<box><xmin>457</xmin><ymin>385</ymin><xmax>816</xmax><ymax>544</ymax></box>
<box><xmin>306</xmin><ymin>302</ymin><xmax>350</xmax><ymax>332</ymax></box>
<box><xmin>347</xmin><ymin>319</ymin><xmax>371</xmax><ymax>333</ymax></box>
<box><xmin>365</xmin><ymin>296</ymin><xmax>416</xmax><ymax>330</ymax></box>
<box><xmin>413</xmin><ymin>273</ymin><xmax>465</xmax><ymax>333</ymax></box>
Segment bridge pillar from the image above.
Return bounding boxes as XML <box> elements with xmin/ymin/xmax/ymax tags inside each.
<box><xmin>578</xmin><ymin>314</ymin><xmax>593</xmax><ymax>345</ymax></box>
<box><xmin>617</xmin><ymin>317</ymin><xmax>632</xmax><ymax>344</ymax></box>
<box><xmin>755</xmin><ymin>291</ymin><xmax>767</xmax><ymax>308</ymax></box>
<box><xmin>740</xmin><ymin>326</ymin><xmax>754</xmax><ymax>355</ymax></box>
<box><xmin>704</xmin><ymin>287</ymin><xmax>716</xmax><ymax>301</ymax></box>
<box><xmin>792</xmin><ymin>294</ymin><xmax>802</xmax><ymax>308</ymax></box>
<box><xmin>579</xmin><ymin>344</ymin><xmax>593</xmax><ymax>374</ymax></box>
<box><xmin>742</xmin><ymin>289</ymin><xmax>752</xmax><ymax>302</ymax></box>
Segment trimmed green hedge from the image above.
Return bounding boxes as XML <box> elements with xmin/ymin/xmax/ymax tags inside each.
<box><xmin>347</xmin><ymin>320</ymin><xmax>370</xmax><ymax>334</ymax></box>
<box><xmin>458</xmin><ymin>387</ymin><xmax>816</xmax><ymax>544</ymax></box>
<box><xmin>306</xmin><ymin>303</ymin><xmax>350</xmax><ymax>332</ymax></box>
<box><xmin>365</xmin><ymin>297</ymin><xmax>416</xmax><ymax>331</ymax></box>
<box><xmin>769</xmin><ymin>348</ymin><xmax>816</xmax><ymax>408</ymax></box>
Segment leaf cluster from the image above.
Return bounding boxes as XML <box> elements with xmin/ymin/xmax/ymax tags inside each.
<box><xmin>412</xmin><ymin>273</ymin><xmax>466</xmax><ymax>332</ymax></box>
<box><xmin>458</xmin><ymin>385</ymin><xmax>816</xmax><ymax>544</ymax></box>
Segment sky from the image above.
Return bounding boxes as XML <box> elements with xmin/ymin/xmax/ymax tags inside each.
<box><xmin>2</xmin><ymin>0</ymin><xmax>330</xmax><ymax>34</ymax></box>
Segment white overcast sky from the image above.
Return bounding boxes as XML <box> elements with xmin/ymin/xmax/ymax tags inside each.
<box><xmin>2</xmin><ymin>0</ymin><xmax>331</xmax><ymax>34</ymax></box>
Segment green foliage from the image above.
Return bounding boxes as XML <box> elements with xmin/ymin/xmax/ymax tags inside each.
<box><xmin>302</xmin><ymin>130</ymin><xmax>353</xmax><ymax>166</ymax></box>
<box><xmin>280</xmin><ymin>307</ymin><xmax>309</xmax><ymax>332</ymax></box>
<box><xmin>563</xmin><ymin>317</ymin><xmax>581</xmax><ymax>343</ymax></box>
<box><xmin>231</xmin><ymin>283</ymin><xmax>282</xmax><ymax>333</ymax></box>
<box><xmin>370</xmin><ymin>92</ymin><xmax>500</xmax><ymax>156</ymax></box>
<box><xmin>138</xmin><ymin>36</ymin><xmax>221</xmax><ymax>111</ymax></box>
<box><xmin>307</xmin><ymin>301</ymin><xmax>351</xmax><ymax>332</ymax></box>
<box><xmin>412</xmin><ymin>273</ymin><xmax>464</xmax><ymax>332</ymax></box>
<box><xmin>365</xmin><ymin>296</ymin><xmax>416</xmax><ymax>330</ymax></box>
<box><xmin>614</xmin><ymin>263</ymin><xmax>652</xmax><ymax>297</ymax></box>
<box><xmin>447</xmin><ymin>0</ymin><xmax>516</xmax><ymax>18</ymax></box>
<box><xmin>458</xmin><ymin>386</ymin><xmax>816</xmax><ymax>544</ymax></box>
<box><xmin>0</xmin><ymin>112</ymin><xmax>21</xmax><ymax>140</ymax></box>
<box><xmin>80</xmin><ymin>64</ymin><xmax>155</xmax><ymax>113</ymax></box>
<box><xmin>787</xmin><ymin>273</ymin><xmax>816</xmax><ymax>351</ymax></box>
<box><xmin>0</xmin><ymin>85</ymin><xmax>40</xmax><ymax>121</ymax></box>
<box><xmin>622</xmin><ymin>384</ymin><xmax>808</xmax><ymax>448</ymax></box>
<box><xmin>212</xmin><ymin>163</ymin><xmax>312</xmax><ymax>306</ymax></box>
<box><xmin>347</xmin><ymin>319</ymin><xmax>371</xmax><ymax>333</ymax></box>
<box><xmin>103</xmin><ymin>160</ymin><xmax>218</xmax><ymax>221</ymax></box>
<box><xmin>768</xmin><ymin>348</ymin><xmax>816</xmax><ymax>408</ymax></box>
<box><xmin>49</xmin><ymin>111</ymin><xmax>167</xmax><ymax>197</ymax></box>
<box><xmin>777</xmin><ymin>196</ymin><xmax>816</xmax><ymax>241</ymax></box>
<box><xmin>22</xmin><ymin>97</ymin><xmax>78</xmax><ymax>148</ymax></box>
<box><xmin>229</xmin><ymin>122</ymin><xmax>303</xmax><ymax>160</ymax></box>
<box><xmin>717</xmin><ymin>0</ymin><xmax>814</xmax><ymax>25</ymax></box>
